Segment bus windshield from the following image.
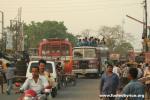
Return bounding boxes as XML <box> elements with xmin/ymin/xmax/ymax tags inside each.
<box><xmin>41</xmin><ymin>44</ymin><xmax>70</xmax><ymax>56</ymax></box>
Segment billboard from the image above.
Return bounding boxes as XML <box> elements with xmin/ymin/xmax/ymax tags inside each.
<box><xmin>109</xmin><ymin>53</ymin><xmax>120</xmax><ymax>60</ymax></box>
<box><xmin>6</xmin><ymin>30</ymin><xmax>13</xmax><ymax>50</ymax></box>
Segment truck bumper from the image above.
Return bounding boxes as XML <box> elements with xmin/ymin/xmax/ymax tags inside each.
<box><xmin>72</xmin><ymin>69</ymin><xmax>99</xmax><ymax>75</ymax></box>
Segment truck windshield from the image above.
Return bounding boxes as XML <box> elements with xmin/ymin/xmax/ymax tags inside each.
<box><xmin>84</xmin><ymin>48</ymin><xmax>96</xmax><ymax>58</ymax></box>
<box><xmin>73</xmin><ymin>49</ymin><xmax>83</xmax><ymax>58</ymax></box>
<box><xmin>41</xmin><ymin>44</ymin><xmax>70</xmax><ymax>56</ymax></box>
<box><xmin>73</xmin><ymin>48</ymin><xmax>96</xmax><ymax>58</ymax></box>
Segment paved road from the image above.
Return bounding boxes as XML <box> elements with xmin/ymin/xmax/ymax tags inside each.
<box><xmin>0</xmin><ymin>78</ymin><xmax>100</xmax><ymax>100</ymax></box>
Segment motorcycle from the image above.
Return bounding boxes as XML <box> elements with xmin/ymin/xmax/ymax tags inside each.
<box><xmin>15</xmin><ymin>82</ymin><xmax>52</xmax><ymax>100</ymax></box>
<box><xmin>64</xmin><ymin>73</ymin><xmax>76</xmax><ymax>86</ymax></box>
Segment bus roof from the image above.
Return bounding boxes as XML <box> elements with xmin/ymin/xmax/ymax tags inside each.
<box><xmin>39</xmin><ymin>38</ymin><xmax>72</xmax><ymax>46</ymax></box>
<box><xmin>73</xmin><ymin>46</ymin><xmax>97</xmax><ymax>49</ymax></box>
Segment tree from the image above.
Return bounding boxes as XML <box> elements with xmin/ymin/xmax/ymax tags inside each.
<box><xmin>114</xmin><ymin>41</ymin><xmax>133</xmax><ymax>56</ymax></box>
<box><xmin>97</xmin><ymin>25</ymin><xmax>133</xmax><ymax>56</ymax></box>
<box><xmin>23</xmin><ymin>21</ymin><xmax>77</xmax><ymax>48</ymax></box>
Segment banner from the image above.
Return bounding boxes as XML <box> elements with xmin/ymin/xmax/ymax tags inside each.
<box><xmin>109</xmin><ymin>53</ymin><xmax>120</xmax><ymax>60</ymax></box>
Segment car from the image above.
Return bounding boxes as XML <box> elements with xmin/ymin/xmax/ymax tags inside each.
<box><xmin>26</xmin><ymin>60</ymin><xmax>58</xmax><ymax>98</ymax></box>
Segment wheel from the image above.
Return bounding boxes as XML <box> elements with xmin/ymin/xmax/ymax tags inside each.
<box><xmin>71</xmin><ymin>79</ymin><xmax>76</xmax><ymax>86</ymax></box>
<box><xmin>75</xmin><ymin>74</ymin><xmax>78</xmax><ymax>78</ymax></box>
<box><xmin>94</xmin><ymin>73</ymin><xmax>100</xmax><ymax>78</ymax></box>
<box><xmin>57</xmin><ymin>83</ymin><xmax>61</xmax><ymax>90</ymax></box>
<box><xmin>51</xmin><ymin>87</ymin><xmax>57</xmax><ymax>98</ymax></box>
<box><xmin>61</xmin><ymin>79</ymin><xmax>67</xmax><ymax>88</ymax></box>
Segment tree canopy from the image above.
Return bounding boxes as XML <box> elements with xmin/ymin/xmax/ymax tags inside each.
<box><xmin>23</xmin><ymin>21</ymin><xmax>77</xmax><ymax>48</ymax></box>
<box><xmin>97</xmin><ymin>25</ymin><xmax>133</xmax><ymax>56</ymax></box>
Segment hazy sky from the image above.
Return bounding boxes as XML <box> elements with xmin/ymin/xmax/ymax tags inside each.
<box><xmin>0</xmin><ymin>0</ymin><xmax>150</xmax><ymax>50</ymax></box>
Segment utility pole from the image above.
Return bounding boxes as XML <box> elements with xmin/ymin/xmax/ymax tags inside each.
<box><xmin>0</xmin><ymin>10</ymin><xmax>4</xmax><ymax>52</ymax></box>
<box><xmin>10</xmin><ymin>7</ymin><xmax>24</xmax><ymax>52</ymax></box>
<box><xmin>122</xmin><ymin>18</ymin><xmax>125</xmax><ymax>41</ymax></box>
<box><xmin>145</xmin><ymin>0</ymin><xmax>148</xmax><ymax>38</ymax></box>
<box><xmin>144</xmin><ymin>0</ymin><xmax>148</xmax><ymax>51</ymax></box>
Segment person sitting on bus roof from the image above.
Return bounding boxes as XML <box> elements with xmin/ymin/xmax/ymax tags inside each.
<box><xmin>91</xmin><ymin>38</ymin><xmax>97</xmax><ymax>47</ymax></box>
<box><xmin>77</xmin><ymin>39</ymin><xmax>82</xmax><ymax>47</ymax></box>
<box><xmin>101</xmin><ymin>37</ymin><xmax>106</xmax><ymax>45</ymax></box>
<box><xmin>84</xmin><ymin>37</ymin><xmax>89</xmax><ymax>46</ymax></box>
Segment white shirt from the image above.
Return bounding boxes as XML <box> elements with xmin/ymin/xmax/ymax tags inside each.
<box><xmin>137</xmin><ymin>68</ymin><xmax>143</xmax><ymax>78</ymax></box>
<box><xmin>20</xmin><ymin>76</ymin><xmax>49</xmax><ymax>94</ymax></box>
<box><xmin>113</xmin><ymin>66</ymin><xmax>120</xmax><ymax>77</ymax></box>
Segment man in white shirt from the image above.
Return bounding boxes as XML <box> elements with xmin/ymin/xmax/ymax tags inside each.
<box><xmin>20</xmin><ymin>66</ymin><xmax>49</xmax><ymax>94</ymax></box>
<box><xmin>113</xmin><ymin>64</ymin><xmax>120</xmax><ymax>77</ymax></box>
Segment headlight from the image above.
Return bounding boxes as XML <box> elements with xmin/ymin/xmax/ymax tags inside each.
<box><xmin>24</xmin><ymin>96</ymin><xmax>34</xmax><ymax>100</ymax></box>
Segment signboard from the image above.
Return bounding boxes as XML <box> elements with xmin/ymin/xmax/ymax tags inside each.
<box><xmin>128</xmin><ymin>51</ymin><xmax>135</xmax><ymax>62</ymax></box>
<box><xmin>6</xmin><ymin>30</ymin><xmax>13</xmax><ymax>50</ymax></box>
<box><xmin>109</xmin><ymin>53</ymin><xmax>120</xmax><ymax>60</ymax></box>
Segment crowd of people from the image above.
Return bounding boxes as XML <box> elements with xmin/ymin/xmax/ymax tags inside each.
<box><xmin>99</xmin><ymin>61</ymin><xmax>150</xmax><ymax>100</ymax></box>
<box><xmin>1</xmin><ymin>54</ymin><xmax>150</xmax><ymax>99</ymax></box>
<box><xmin>77</xmin><ymin>37</ymin><xmax>106</xmax><ymax>47</ymax></box>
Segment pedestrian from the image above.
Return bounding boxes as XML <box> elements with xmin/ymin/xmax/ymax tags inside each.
<box><xmin>113</xmin><ymin>64</ymin><xmax>121</xmax><ymax>77</ymax></box>
<box><xmin>137</xmin><ymin>64</ymin><xmax>143</xmax><ymax>79</ymax></box>
<box><xmin>0</xmin><ymin>60</ymin><xmax>7</xmax><ymax>83</ymax></box>
<box><xmin>77</xmin><ymin>39</ymin><xmax>82</xmax><ymax>47</ymax></box>
<box><xmin>119</xmin><ymin>67</ymin><xmax>145</xmax><ymax>100</ymax></box>
<box><xmin>0</xmin><ymin>60</ymin><xmax>4</xmax><ymax>94</ymax></box>
<box><xmin>122</xmin><ymin>64</ymin><xmax>130</xmax><ymax>87</ymax></box>
<box><xmin>100</xmin><ymin>64</ymin><xmax>119</xmax><ymax>100</ymax></box>
<box><xmin>143</xmin><ymin>64</ymin><xmax>150</xmax><ymax>99</ymax></box>
<box><xmin>5</xmin><ymin>63</ymin><xmax>15</xmax><ymax>95</ymax></box>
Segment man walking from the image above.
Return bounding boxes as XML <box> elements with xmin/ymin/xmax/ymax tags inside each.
<box><xmin>100</xmin><ymin>64</ymin><xmax>119</xmax><ymax>100</ymax></box>
<box><xmin>119</xmin><ymin>67</ymin><xmax>145</xmax><ymax>100</ymax></box>
<box><xmin>5</xmin><ymin>63</ymin><xmax>15</xmax><ymax>95</ymax></box>
<box><xmin>0</xmin><ymin>61</ymin><xmax>4</xmax><ymax>94</ymax></box>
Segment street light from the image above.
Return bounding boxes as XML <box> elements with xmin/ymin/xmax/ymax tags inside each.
<box><xmin>0</xmin><ymin>10</ymin><xmax>4</xmax><ymax>52</ymax></box>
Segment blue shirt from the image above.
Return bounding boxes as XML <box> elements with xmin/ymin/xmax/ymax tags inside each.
<box><xmin>5</xmin><ymin>67</ymin><xmax>15</xmax><ymax>79</ymax></box>
<box><xmin>119</xmin><ymin>80</ymin><xmax>145</xmax><ymax>100</ymax></box>
<box><xmin>100</xmin><ymin>73</ymin><xmax>119</xmax><ymax>95</ymax></box>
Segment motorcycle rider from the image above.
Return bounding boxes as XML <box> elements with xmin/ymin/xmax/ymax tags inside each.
<box><xmin>39</xmin><ymin>59</ymin><xmax>51</xmax><ymax>85</ymax></box>
<box><xmin>38</xmin><ymin>59</ymin><xmax>47</xmax><ymax>76</ymax></box>
<box><xmin>56</xmin><ymin>62</ymin><xmax>65</xmax><ymax>88</ymax></box>
<box><xmin>20</xmin><ymin>66</ymin><xmax>49</xmax><ymax>99</ymax></box>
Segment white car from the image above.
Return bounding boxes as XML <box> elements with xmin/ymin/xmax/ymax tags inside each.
<box><xmin>26</xmin><ymin>60</ymin><xmax>58</xmax><ymax>98</ymax></box>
